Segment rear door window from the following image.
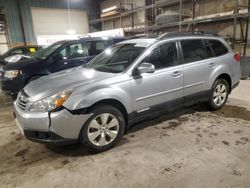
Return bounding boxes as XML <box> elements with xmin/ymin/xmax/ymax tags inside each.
<box><xmin>204</xmin><ymin>40</ymin><xmax>214</xmax><ymax>58</ymax></box>
<box><xmin>85</xmin><ymin>41</ymin><xmax>112</xmax><ymax>56</ymax></box>
<box><xmin>206</xmin><ymin>39</ymin><xmax>228</xmax><ymax>57</ymax></box>
<box><xmin>181</xmin><ymin>39</ymin><xmax>207</xmax><ymax>64</ymax></box>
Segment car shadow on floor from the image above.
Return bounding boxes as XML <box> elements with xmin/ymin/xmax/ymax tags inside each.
<box><xmin>127</xmin><ymin>104</ymin><xmax>209</xmax><ymax>134</ymax></box>
<box><xmin>47</xmin><ymin>104</ymin><xmax>210</xmax><ymax>156</ymax></box>
<box><xmin>46</xmin><ymin>136</ymin><xmax>131</xmax><ymax>156</ymax></box>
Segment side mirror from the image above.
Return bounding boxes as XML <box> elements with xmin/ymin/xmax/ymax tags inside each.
<box><xmin>137</xmin><ymin>62</ymin><xmax>155</xmax><ymax>74</ymax></box>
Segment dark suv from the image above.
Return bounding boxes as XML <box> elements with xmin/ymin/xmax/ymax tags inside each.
<box><xmin>0</xmin><ymin>37</ymin><xmax>126</xmax><ymax>96</ymax></box>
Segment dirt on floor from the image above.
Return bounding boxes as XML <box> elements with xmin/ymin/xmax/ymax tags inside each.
<box><xmin>0</xmin><ymin>81</ymin><xmax>250</xmax><ymax>188</ymax></box>
<box><xmin>212</xmin><ymin>104</ymin><xmax>250</xmax><ymax>121</ymax></box>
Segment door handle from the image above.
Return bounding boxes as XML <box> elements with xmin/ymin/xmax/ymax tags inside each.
<box><xmin>208</xmin><ymin>63</ymin><xmax>215</xmax><ymax>68</ymax></box>
<box><xmin>171</xmin><ymin>71</ymin><xmax>182</xmax><ymax>77</ymax></box>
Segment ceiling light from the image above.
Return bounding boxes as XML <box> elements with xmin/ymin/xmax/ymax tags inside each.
<box><xmin>66</xmin><ymin>30</ymin><xmax>76</xmax><ymax>35</ymax></box>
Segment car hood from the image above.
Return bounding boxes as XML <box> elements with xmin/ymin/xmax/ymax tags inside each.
<box><xmin>24</xmin><ymin>67</ymin><xmax>115</xmax><ymax>101</ymax></box>
<box><xmin>3</xmin><ymin>57</ymin><xmax>41</xmax><ymax>70</ymax></box>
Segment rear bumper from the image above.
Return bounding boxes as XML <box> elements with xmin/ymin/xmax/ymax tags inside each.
<box><xmin>14</xmin><ymin>101</ymin><xmax>92</xmax><ymax>145</ymax></box>
<box><xmin>231</xmin><ymin>81</ymin><xmax>240</xmax><ymax>91</ymax></box>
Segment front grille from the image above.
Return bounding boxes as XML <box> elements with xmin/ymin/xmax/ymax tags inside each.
<box><xmin>17</xmin><ymin>90</ymin><xmax>29</xmax><ymax>111</ymax></box>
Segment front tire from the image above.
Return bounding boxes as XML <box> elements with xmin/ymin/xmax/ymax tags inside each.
<box><xmin>80</xmin><ymin>105</ymin><xmax>125</xmax><ymax>152</ymax></box>
<box><xmin>208</xmin><ymin>79</ymin><xmax>229</xmax><ymax>110</ymax></box>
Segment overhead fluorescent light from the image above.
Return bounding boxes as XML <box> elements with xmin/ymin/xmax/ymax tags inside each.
<box><xmin>102</xmin><ymin>6</ymin><xmax>119</xmax><ymax>13</ymax></box>
<box><xmin>66</xmin><ymin>29</ymin><xmax>76</xmax><ymax>35</ymax></box>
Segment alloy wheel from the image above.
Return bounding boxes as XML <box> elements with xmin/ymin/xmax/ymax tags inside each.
<box><xmin>87</xmin><ymin>113</ymin><xmax>119</xmax><ymax>146</ymax></box>
<box><xmin>213</xmin><ymin>84</ymin><xmax>227</xmax><ymax>106</ymax></box>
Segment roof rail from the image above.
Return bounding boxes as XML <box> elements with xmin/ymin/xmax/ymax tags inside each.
<box><xmin>158</xmin><ymin>31</ymin><xmax>219</xmax><ymax>40</ymax></box>
<box><xmin>129</xmin><ymin>33</ymin><xmax>159</xmax><ymax>39</ymax></box>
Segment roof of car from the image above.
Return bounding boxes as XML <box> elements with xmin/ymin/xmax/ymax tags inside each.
<box><xmin>118</xmin><ymin>32</ymin><xmax>222</xmax><ymax>47</ymax></box>
<box><xmin>119</xmin><ymin>38</ymin><xmax>157</xmax><ymax>47</ymax></box>
<box><xmin>53</xmin><ymin>36</ymin><xmax>127</xmax><ymax>45</ymax></box>
<box><xmin>10</xmin><ymin>45</ymin><xmax>41</xmax><ymax>49</ymax></box>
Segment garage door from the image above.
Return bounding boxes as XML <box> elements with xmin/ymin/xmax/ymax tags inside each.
<box><xmin>31</xmin><ymin>7</ymin><xmax>89</xmax><ymax>36</ymax></box>
<box><xmin>0</xmin><ymin>33</ymin><xmax>8</xmax><ymax>55</ymax></box>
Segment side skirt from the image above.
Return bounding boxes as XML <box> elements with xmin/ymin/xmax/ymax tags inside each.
<box><xmin>127</xmin><ymin>90</ymin><xmax>211</xmax><ymax>129</ymax></box>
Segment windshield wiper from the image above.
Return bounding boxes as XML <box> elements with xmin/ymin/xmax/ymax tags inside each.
<box><xmin>106</xmin><ymin>61</ymin><xmax>128</xmax><ymax>66</ymax></box>
<box><xmin>34</xmin><ymin>56</ymin><xmax>44</xmax><ymax>61</ymax></box>
<box><xmin>95</xmin><ymin>66</ymin><xmax>119</xmax><ymax>73</ymax></box>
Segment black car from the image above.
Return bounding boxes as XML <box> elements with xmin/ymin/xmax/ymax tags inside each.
<box><xmin>0</xmin><ymin>37</ymin><xmax>126</xmax><ymax>97</ymax></box>
<box><xmin>0</xmin><ymin>45</ymin><xmax>41</xmax><ymax>68</ymax></box>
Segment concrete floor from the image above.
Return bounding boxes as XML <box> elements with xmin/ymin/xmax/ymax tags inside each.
<box><xmin>0</xmin><ymin>80</ymin><xmax>250</xmax><ymax>188</ymax></box>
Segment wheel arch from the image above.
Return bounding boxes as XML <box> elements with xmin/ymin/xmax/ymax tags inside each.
<box><xmin>214</xmin><ymin>73</ymin><xmax>232</xmax><ymax>93</ymax></box>
<box><xmin>86</xmin><ymin>99</ymin><xmax>129</xmax><ymax>125</ymax></box>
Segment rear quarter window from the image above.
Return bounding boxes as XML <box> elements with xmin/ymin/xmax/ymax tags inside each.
<box><xmin>86</xmin><ymin>41</ymin><xmax>112</xmax><ymax>56</ymax></box>
<box><xmin>206</xmin><ymin>39</ymin><xmax>229</xmax><ymax>57</ymax></box>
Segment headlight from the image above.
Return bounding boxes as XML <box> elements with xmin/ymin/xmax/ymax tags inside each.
<box><xmin>29</xmin><ymin>90</ymin><xmax>72</xmax><ymax>112</ymax></box>
<box><xmin>4</xmin><ymin>70</ymin><xmax>21</xmax><ymax>78</ymax></box>
<box><xmin>5</xmin><ymin>55</ymin><xmax>22</xmax><ymax>63</ymax></box>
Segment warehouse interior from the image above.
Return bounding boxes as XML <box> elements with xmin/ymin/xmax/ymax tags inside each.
<box><xmin>0</xmin><ymin>0</ymin><xmax>250</xmax><ymax>187</ymax></box>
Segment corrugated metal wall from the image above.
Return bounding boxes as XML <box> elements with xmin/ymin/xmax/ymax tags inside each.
<box><xmin>0</xmin><ymin>0</ymin><xmax>100</xmax><ymax>47</ymax></box>
<box><xmin>0</xmin><ymin>0</ymin><xmax>24</xmax><ymax>45</ymax></box>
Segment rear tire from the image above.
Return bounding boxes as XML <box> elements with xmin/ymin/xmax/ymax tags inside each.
<box><xmin>79</xmin><ymin>105</ymin><xmax>125</xmax><ymax>153</ymax></box>
<box><xmin>207</xmin><ymin>79</ymin><xmax>229</xmax><ymax>110</ymax></box>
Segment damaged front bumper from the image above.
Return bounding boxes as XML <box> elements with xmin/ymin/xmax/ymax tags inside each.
<box><xmin>13</xmin><ymin>101</ymin><xmax>91</xmax><ymax>145</ymax></box>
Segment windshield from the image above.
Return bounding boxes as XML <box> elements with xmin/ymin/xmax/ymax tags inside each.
<box><xmin>34</xmin><ymin>43</ymin><xmax>62</xmax><ymax>60</ymax></box>
<box><xmin>86</xmin><ymin>43</ymin><xmax>145</xmax><ymax>73</ymax></box>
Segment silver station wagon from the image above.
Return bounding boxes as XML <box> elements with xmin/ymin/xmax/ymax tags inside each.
<box><xmin>14</xmin><ymin>33</ymin><xmax>241</xmax><ymax>152</ymax></box>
